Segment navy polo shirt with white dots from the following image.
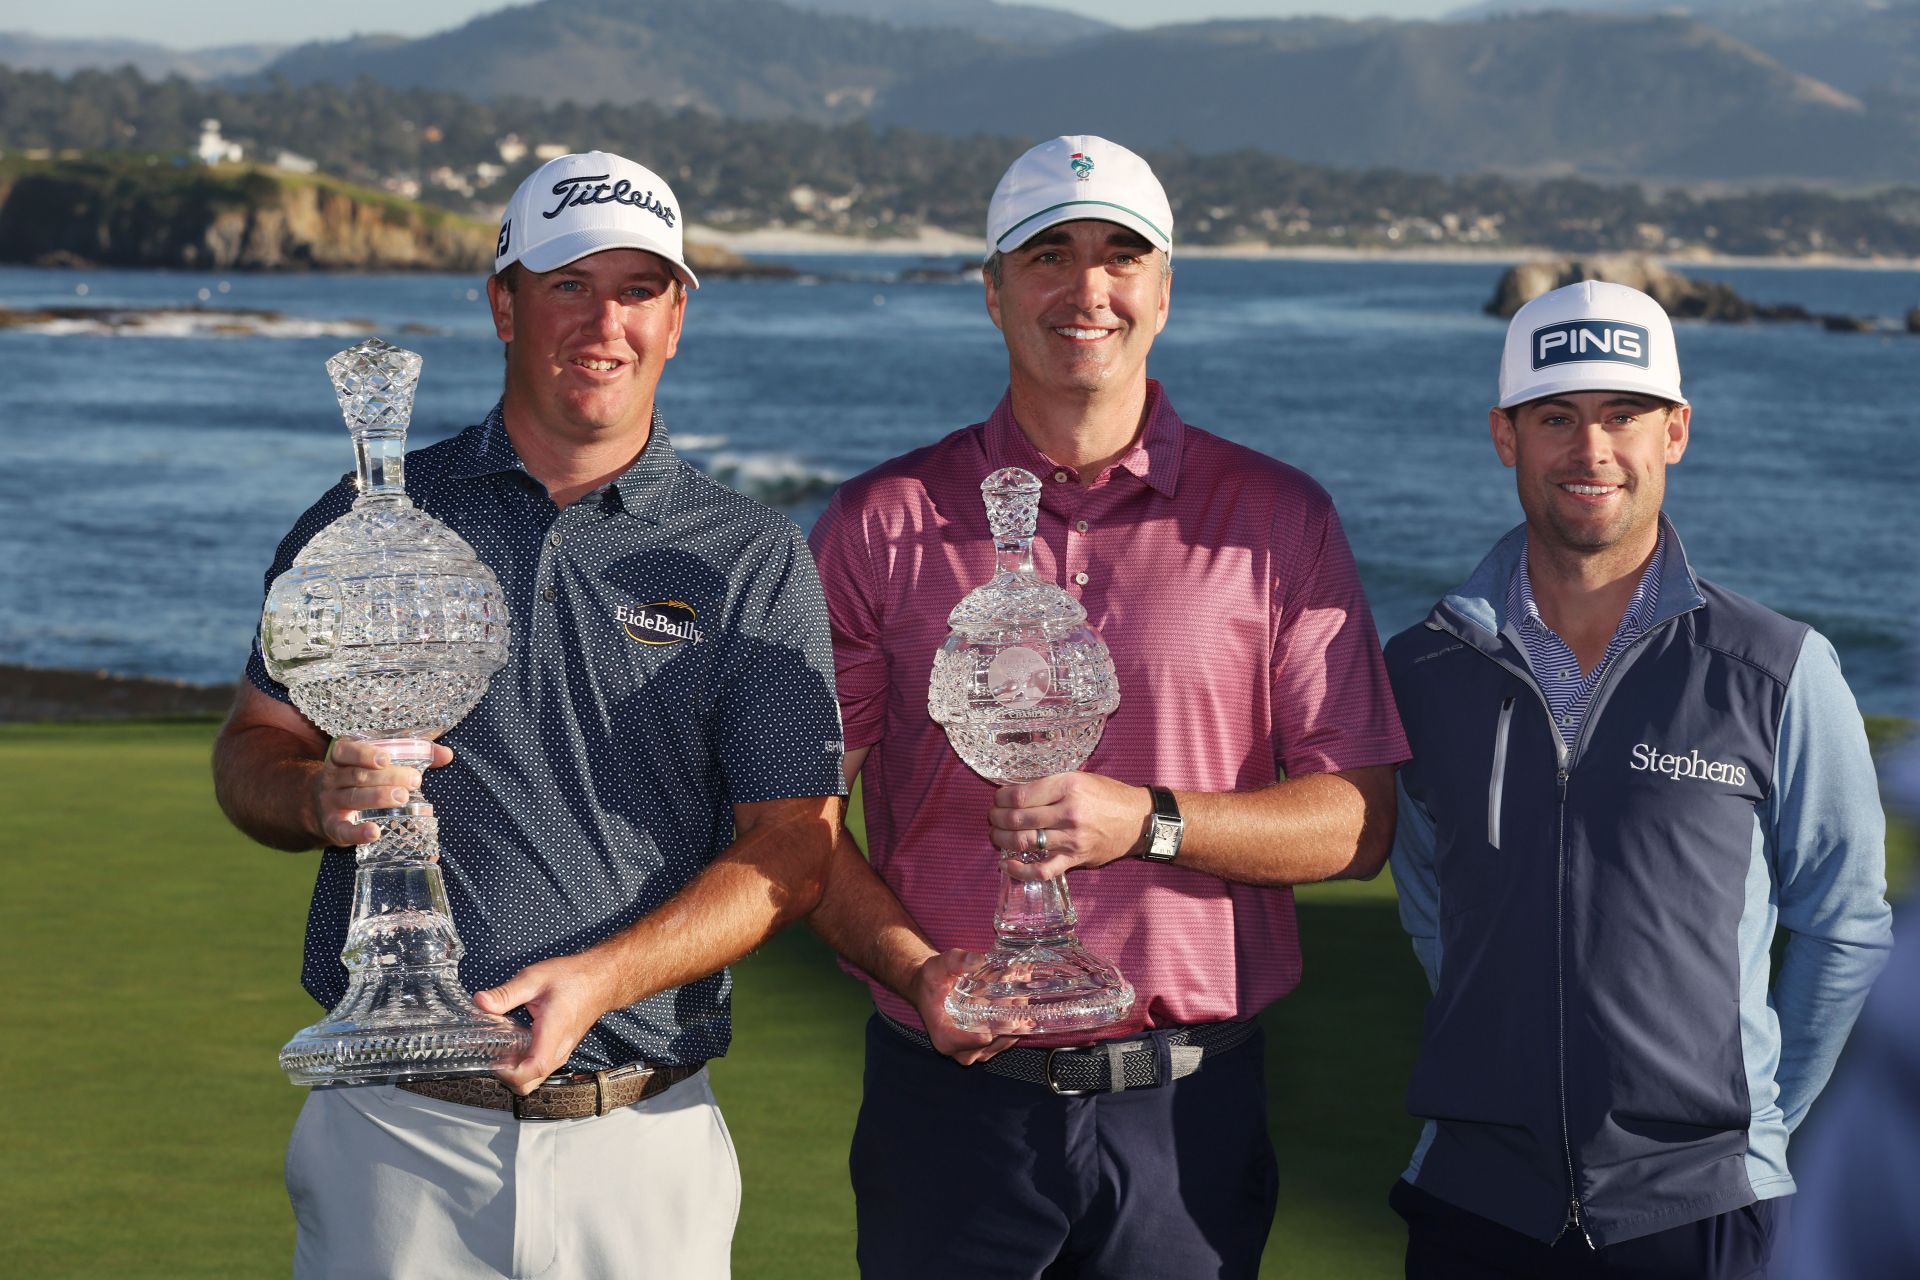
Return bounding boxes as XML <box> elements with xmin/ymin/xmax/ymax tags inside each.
<box><xmin>247</xmin><ymin>402</ymin><xmax>847</xmax><ymax>1070</ymax></box>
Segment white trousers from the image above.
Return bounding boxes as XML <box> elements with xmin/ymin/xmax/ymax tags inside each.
<box><xmin>286</xmin><ymin>1069</ymin><xmax>739</xmax><ymax>1279</ymax></box>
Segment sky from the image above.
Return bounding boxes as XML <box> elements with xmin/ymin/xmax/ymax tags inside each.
<box><xmin>0</xmin><ymin>0</ymin><xmax>1463</xmax><ymax>47</ymax></box>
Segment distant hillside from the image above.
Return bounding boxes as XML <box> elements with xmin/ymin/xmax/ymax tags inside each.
<box><xmin>1452</xmin><ymin>0</ymin><xmax>1920</xmax><ymax>99</ymax></box>
<box><xmin>782</xmin><ymin>0</ymin><xmax>1110</xmax><ymax>44</ymax></box>
<box><xmin>8</xmin><ymin>75</ymin><xmax>1920</xmax><ymax>261</ymax></box>
<box><xmin>0</xmin><ymin>32</ymin><xmax>284</xmax><ymax>80</ymax></box>
<box><xmin>259</xmin><ymin>0</ymin><xmax>1007</xmax><ymax>120</ymax></box>
<box><xmin>871</xmin><ymin>13</ymin><xmax>1920</xmax><ymax>185</ymax></box>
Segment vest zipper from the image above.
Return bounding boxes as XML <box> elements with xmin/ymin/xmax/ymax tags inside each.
<box><xmin>1493</xmin><ymin>672</ymin><xmax>1586</xmax><ymax>1247</ymax></box>
<box><xmin>1551</xmin><ymin>763</ymin><xmax>1592</xmax><ymax>1248</ymax></box>
<box><xmin>1487</xmin><ymin>697</ymin><xmax>1515</xmax><ymax>850</ymax></box>
<box><xmin>1548</xmin><ymin>622</ymin><xmax>1673</xmax><ymax>1250</ymax></box>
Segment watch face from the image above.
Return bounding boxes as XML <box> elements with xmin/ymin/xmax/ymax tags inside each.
<box><xmin>1148</xmin><ymin>822</ymin><xmax>1177</xmax><ymax>860</ymax></box>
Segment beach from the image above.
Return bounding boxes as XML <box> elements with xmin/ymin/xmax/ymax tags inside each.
<box><xmin>686</xmin><ymin>223</ymin><xmax>1920</xmax><ymax>271</ymax></box>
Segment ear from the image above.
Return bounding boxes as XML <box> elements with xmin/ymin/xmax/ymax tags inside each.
<box><xmin>983</xmin><ymin>265</ymin><xmax>1004</xmax><ymax>333</ymax></box>
<box><xmin>485</xmin><ymin>275</ymin><xmax>514</xmax><ymax>343</ymax></box>
<box><xmin>1490</xmin><ymin>407</ymin><xmax>1519</xmax><ymax>469</ymax></box>
<box><xmin>1664</xmin><ymin>403</ymin><xmax>1691</xmax><ymax>464</ymax></box>
<box><xmin>661</xmin><ymin>285</ymin><xmax>687</xmax><ymax>362</ymax></box>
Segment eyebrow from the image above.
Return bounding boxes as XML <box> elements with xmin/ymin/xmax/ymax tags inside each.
<box><xmin>551</xmin><ymin>266</ymin><xmax>673</xmax><ymax>285</ymax></box>
<box><xmin>1022</xmin><ymin>227</ymin><xmax>1156</xmax><ymax>254</ymax></box>
<box><xmin>1526</xmin><ymin>396</ymin><xmax>1660</xmax><ymax>412</ymax></box>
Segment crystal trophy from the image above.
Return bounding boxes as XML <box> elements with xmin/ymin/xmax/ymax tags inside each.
<box><xmin>928</xmin><ymin>467</ymin><xmax>1136</xmax><ymax>1034</ymax></box>
<box><xmin>260</xmin><ymin>337</ymin><xmax>528</xmax><ymax>1085</ymax></box>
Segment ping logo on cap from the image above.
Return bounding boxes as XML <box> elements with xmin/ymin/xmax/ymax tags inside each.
<box><xmin>1069</xmin><ymin>152</ymin><xmax>1094</xmax><ymax>180</ymax></box>
<box><xmin>1532</xmin><ymin>320</ymin><xmax>1650</xmax><ymax>371</ymax></box>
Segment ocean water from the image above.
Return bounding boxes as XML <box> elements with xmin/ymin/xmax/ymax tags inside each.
<box><xmin>1</xmin><ymin>257</ymin><xmax>1914</xmax><ymax>715</ymax></box>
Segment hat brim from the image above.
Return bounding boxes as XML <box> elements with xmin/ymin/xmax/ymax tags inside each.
<box><xmin>504</xmin><ymin>226</ymin><xmax>700</xmax><ymax>290</ymax></box>
<box><xmin>990</xmin><ymin>199</ymin><xmax>1172</xmax><ymax>260</ymax></box>
<box><xmin>1498</xmin><ymin>373</ymin><xmax>1687</xmax><ymax>411</ymax></box>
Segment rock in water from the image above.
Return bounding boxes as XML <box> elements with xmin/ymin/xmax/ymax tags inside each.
<box><xmin>1484</xmin><ymin>255</ymin><xmax>1802</xmax><ymax>322</ymax></box>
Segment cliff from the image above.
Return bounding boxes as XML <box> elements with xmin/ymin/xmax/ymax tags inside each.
<box><xmin>0</xmin><ymin>158</ymin><xmax>493</xmax><ymax>271</ymax></box>
<box><xmin>0</xmin><ymin>157</ymin><xmax>759</xmax><ymax>275</ymax></box>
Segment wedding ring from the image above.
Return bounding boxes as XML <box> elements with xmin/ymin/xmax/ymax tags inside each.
<box><xmin>1035</xmin><ymin>828</ymin><xmax>1049</xmax><ymax>854</ymax></box>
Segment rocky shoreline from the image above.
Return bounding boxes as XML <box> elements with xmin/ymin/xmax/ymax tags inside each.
<box><xmin>0</xmin><ymin>664</ymin><xmax>231</xmax><ymax>723</ymax></box>
<box><xmin>0</xmin><ymin>158</ymin><xmax>781</xmax><ymax>276</ymax></box>
<box><xmin>1487</xmin><ymin>255</ymin><xmax>1920</xmax><ymax>333</ymax></box>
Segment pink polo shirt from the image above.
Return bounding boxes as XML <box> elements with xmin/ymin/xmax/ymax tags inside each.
<box><xmin>808</xmin><ymin>381</ymin><xmax>1409</xmax><ymax>1039</ymax></box>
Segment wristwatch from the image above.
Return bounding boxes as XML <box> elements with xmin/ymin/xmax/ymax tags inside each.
<box><xmin>1141</xmin><ymin>786</ymin><xmax>1184</xmax><ymax>863</ymax></box>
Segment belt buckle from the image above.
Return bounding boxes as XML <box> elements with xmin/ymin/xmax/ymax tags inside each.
<box><xmin>1045</xmin><ymin>1048</ymin><xmax>1095</xmax><ymax>1096</ymax></box>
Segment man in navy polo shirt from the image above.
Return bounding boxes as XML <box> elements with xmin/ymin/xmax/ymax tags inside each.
<box><xmin>213</xmin><ymin>151</ymin><xmax>844</xmax><ymax>1277</ymax></box>
<box><xmin>1384</xmin><ymin>280</ymin><xmax>1893</xmax><ymax>1277</ymax></box>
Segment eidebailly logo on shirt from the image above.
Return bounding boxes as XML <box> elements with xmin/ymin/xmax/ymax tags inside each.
<box><xmin>1629</xmin><ymin>743</ymin><xmax>1749</xmax><ymax>786</ymax></box>
<box><xmin>616</xmin><ymin>600</ymin><xmax>703</xmax><ymax>646</ymax></box>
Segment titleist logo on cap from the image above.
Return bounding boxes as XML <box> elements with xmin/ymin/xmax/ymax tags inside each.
<box><xmin>543</xmin><ymin>174</ymin><xmax>676</xmax><ymax>227</ymax></box>
<box><xmin>1531</xmin><ymin>320</ymin><xmax>1650</xmax><ymax>371</ymax></box>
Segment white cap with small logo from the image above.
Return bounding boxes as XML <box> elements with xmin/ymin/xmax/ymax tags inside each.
<box><xmin>494</xmin><ymin>150</ymin><xmax>699</xmax><ymax>289</ymax></box>
<box><xmin>1498</xmin><ymin>280</ymin><xmax>1683</xmax><ymax>409</ymax></box>
<box><xmin>985</xmin><ymin>135</ymin><xmax>1173</xmax><ymax>261</ymax></box>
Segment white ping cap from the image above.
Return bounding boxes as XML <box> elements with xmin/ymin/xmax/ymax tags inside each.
<box><xmin>1498</xmin><ymin>280</ymin><xmax>1684</xmax><ymax>410</ymax></box>
<box><xmin>986</xmin><ymin>135</ymin><xmax>1172</xmax><ymax>260</ymax></box>
<box><xmin>494</xmin><ymin>150</ymin><xmax>699</xmax><ymax>289</ymax></box>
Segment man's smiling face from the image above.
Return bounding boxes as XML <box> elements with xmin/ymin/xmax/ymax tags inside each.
<box><xmin>1492</xmin><ymin>390</ymin><xmax>1690</xmax><ymax>557</ymax></box>
<box><xmin>487</xmin><ymin>247</ymin><xmax>686</xmax><ymax>446</ymax></box>
<box><xmin>984</xmin><ymin>219</ymin><xmax>1170</xmax><ymax>401</ymax></box>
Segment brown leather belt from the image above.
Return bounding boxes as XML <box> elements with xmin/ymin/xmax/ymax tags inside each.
<box><xmin>398</xmin><ymin>1061</ymin><xmax>703</xmax><ymax>1120</ymax></box>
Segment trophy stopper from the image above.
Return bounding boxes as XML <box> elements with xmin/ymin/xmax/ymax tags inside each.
<box><xmin>327</xmin><ymin>338</ymin><xmax>423</xmax><ymax>439</ymax></box>
<box><xmin>982</xmin><ymin>467</ymin><xmax>1043</xmax><ymax>547</ymax></box>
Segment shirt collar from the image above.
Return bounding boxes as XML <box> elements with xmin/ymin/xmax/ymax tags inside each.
<box><xmin>446</xmin><ymin>400</ymin><xmax>679</xmax><ymax>521</ymax></box>
<box><xmin>1508</xmin><ymin>525</ymin><xmax>1667</xmax><ymax>644</ymax></box>
<box><xmin>980</xmin><ymin>378</ymin><xmax>1185</xmax><ymax>497</ymax></box>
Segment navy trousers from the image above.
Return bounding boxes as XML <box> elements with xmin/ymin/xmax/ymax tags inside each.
<box><xmin>849</xmin><ymin>1014</ymin><xmax>1279</xmax><ymax>1280</ymax></box>
<box><xmin>1392</xmin><ymin>1178</ymin><xmax>1789</xmax><ymax>1279</ymax></box>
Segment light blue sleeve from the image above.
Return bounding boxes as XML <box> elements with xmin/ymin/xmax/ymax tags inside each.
<box><xmin>1390</xmin><ymin>772</ymin><xmax>1442</xmax><ymax>993</ymax></box>
<box><xmin>1767</xmin><ymin>630</ymin><xmax>1895</xmax><ymax>1131</ymax></box>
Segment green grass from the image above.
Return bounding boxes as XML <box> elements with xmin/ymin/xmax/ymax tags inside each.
<box><xmin>2</xmin><ymin>719</ymin><xmax>1912</xmax><ymax>1277</ymax></box>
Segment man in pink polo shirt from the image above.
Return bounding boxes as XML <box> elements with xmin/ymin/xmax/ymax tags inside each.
<box><xmin>807</xmin><ymin>135</ymin><xmax>1409</xmax><ymax>1279</ymax></box>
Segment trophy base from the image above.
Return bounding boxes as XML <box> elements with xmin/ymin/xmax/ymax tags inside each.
<box><xmin>945</xmin><ymin>938</ymin><xmax>1136</xmax><ymax>1036</ymax></box>
<box><xmin>280</xmin><ymin>968</ymin><xmax>531</xmax><ymax>1087</ymax></box>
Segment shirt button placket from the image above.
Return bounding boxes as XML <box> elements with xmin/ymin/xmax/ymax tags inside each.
<box><xmin>1060</xmin><ymin>491</ymin><xmax>1092</xmax><ymax>597</ymax></box>
<box><xmin>539</xmin><ymin>514</ymin><xmax>567</xmax><ymax>610</ymax></box>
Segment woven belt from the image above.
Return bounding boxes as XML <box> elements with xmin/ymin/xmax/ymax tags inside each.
<box><xmin>397</xmin><ymin>1061</ymin><xmax>703</xmax><ymax>1120</ymax></box>
<box><xmin>881</xmin><ymin>1013</ymin><xmax>1255</xmax><ymax>1095</ymax></box>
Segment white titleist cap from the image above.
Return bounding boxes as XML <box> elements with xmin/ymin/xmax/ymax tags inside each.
<box><xmin>1497</xmin><ymin>280</ymin><xmax>1684</xmax><ymax>409</ymax></box>
<box><xmin>985</xmin><ymin>135</ymin><xmax>1173</xmax><ymax>260</ymax></box>
<box><xmin>494</xmin><ymin>150</ymin><xmax>699</xmax><ymax>289</ymax></box>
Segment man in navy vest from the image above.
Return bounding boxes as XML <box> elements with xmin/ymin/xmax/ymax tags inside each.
<box><xmin>1383</xmin><ymin>280</ymin><xmax>1893</xmax><ymax>1277</ymax></box>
